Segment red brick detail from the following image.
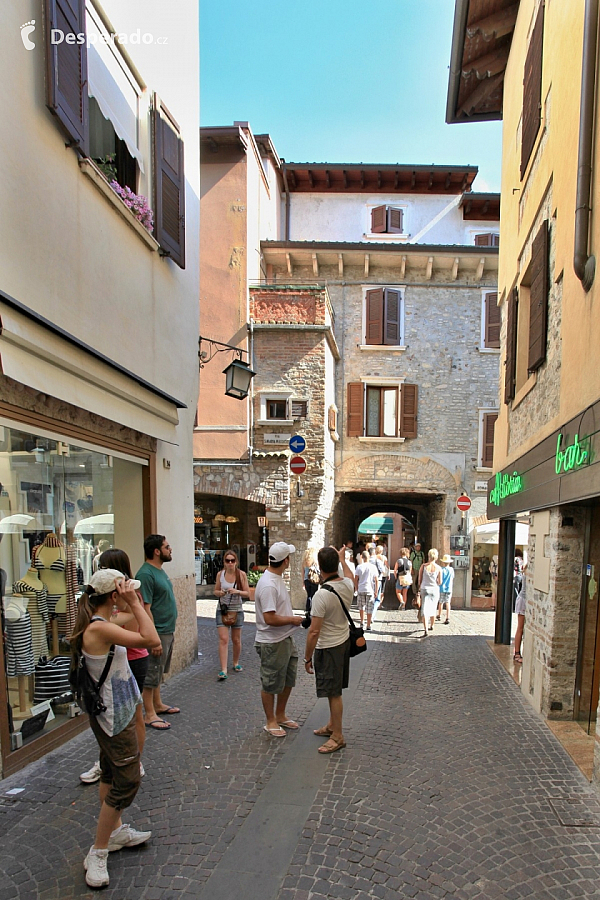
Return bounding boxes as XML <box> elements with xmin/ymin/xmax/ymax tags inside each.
<box><xmin>250</xmin><ymin>289</ymin><xmax>326</xmax><ymax>325</ymax></box>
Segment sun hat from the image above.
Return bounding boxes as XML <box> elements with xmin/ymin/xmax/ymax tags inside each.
<box><xmin>87</xmin><ymin>568</ymin><xmax>141</xmax><ymax>595</ymax></box>
<box><xmin>440</xmin><ymin>555</ymin><xmax>453</xmax><ymax>564</ymax></box>
<box><xmin>268</xmin><ymin>542</ymin><xmax>296</xmax><ymax>563</ymax></box>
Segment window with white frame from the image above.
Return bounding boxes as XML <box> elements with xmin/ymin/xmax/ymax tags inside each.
<box><xmin>258</xmin><ymin>392</ymin><xmax>293</xmax><ymax>424</ymax></box>
<box><xmin>474</xmin><ymin>232</ymin><xmax>500</xmax><ymax>247</ymax></box>
<box><xmin>363</xmin><ymin>288</ymin><xmax>404</xmax><ymax>346</ymax></box>
<box><xmin>347</xmin><ymin>381</ymin><xmax>418</xmax><ymax>439</ymax></box>
<box><xmin>367</xmin><ymin>205</ymin><xmax>407</xmax><ymax>237</ymax></box>
<box><xmin>478</xmin><ymin>410</ymin><xmax>498</xmax><ymax>468</ymax></box>
<box><xmin>480</xmin><ymin>290</ymin><xmax>500</xmax><ymax>350</ymax></box>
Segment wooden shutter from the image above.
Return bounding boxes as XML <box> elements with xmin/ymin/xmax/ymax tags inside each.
<box><xmin>347</xmin><ymin>383</ymin><xmax>364</xmax><ymax>437</ymax></box>
<box><xmin>521</xmin><ymin>3</ymin><xmax>544</xmax><ymax>178</ymax></box>
<box><xmin>45</xmin><ymin>0</ymin><xmax>88</xmax><ymax>155</ymax></box>
<box><xmin>153</xmin><ymin>102</ymin><xmax>186</xmax><ymax>268</ymax></box>
<box><xmin>387</xmin><ymin>207</ymin><xmax>403</xmax><ymax>233</ymax></box>
<box><xmin>504</xmin><ymin>287</ymin><xmax>518</xmax><ymax>403</ymax></box>
<box><xmin>399</xmin><ymin>384</ymin><xmax>418</xmax><ymax>438</ymax></box>
<box><xmin>366</xmin><ymin>289</ymin><xmax>384</xmax><ymax>344</ymax></box>
<box><xmin>371</xmin><ymin>206</ymin><xmax>387</xmax><ymax>233</ymax></box>
<box><xmin>482</xmin><ymin>413</ymin><xmax>498</xmax><ymax>468</ymax></box>
<box><xmin>492</xmin><ymin>234</ymin><xmax>500</xmax><ymax>247</ymax></box>
<box><xmin>528</xmin><ymin>220</ymin><xmax>549</xmax><ymax>372</ymax></box>
<box><xmin>484</xmin><ymin>292</ymin><xmax>501</xmax><ymax>349</ymax></box>
<box><xmin>291</xmin><ymin>400</ymin><xmax>308</xmax><ymax>418</ymax></box>
<box><xmin>384</xmin><ymin>289</ymin><xmax>401</xmax><ymax>345</ymax></box>
<box><xmin>475</xmin><ymin>233</ymin><xmax>492</xmax><ymax>246</ymax></box>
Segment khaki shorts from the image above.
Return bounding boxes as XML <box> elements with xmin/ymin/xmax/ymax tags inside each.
<box><xmin>144</xmin><ymin>633</ymin><xmax>174</xmax><ymax>689</ymax></box>
<box><xmin>314</xmin><ymin>639</ymin><xmax>350</xmax><ymax>698</ymax></box>
<box><xmin>255</xmin><ymin>636</ymin><xmax>298</xmax><ymax>694</ymax></box>
<box><xmin>89</xmin><ymin>714</ymin><xmax>140</xmax><ymax>811</ymax></box>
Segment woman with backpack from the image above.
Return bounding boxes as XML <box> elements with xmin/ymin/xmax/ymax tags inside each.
<box><xmin>70</xmin><ymin>569</ymin><xmax>160</xmax><ymax>888</ymax></box>
<box><xmin>394</xmin><ymin>548</ymin><xmax>412</xmax><ymax>610</ymax></box>
<box><xmin>303</xmin><ymin>547</ymin><xmax>320</xmax><ymax>614</ymax></box>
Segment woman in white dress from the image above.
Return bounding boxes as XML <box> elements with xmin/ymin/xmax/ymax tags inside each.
<box><xmin>418</xmin><ymin>549</ymin><xmax>442</xmax><ymax>637</ymax></box>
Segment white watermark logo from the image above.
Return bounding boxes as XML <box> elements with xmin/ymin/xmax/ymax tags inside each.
<box><xmin>20</xmin><ymin>19</ymin><xmax>36</xmax><ymax>50</ymax></box>
<box><xmin>50</xmin><ymin>28</ymin><xmax>168</xmax><ymax>46</ymax></box>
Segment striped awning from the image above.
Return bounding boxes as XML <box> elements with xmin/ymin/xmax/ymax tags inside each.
<box><xmin>358</xmin><ymin>515</ymin><xmax>394</xmax><ymax>535</ymax></box>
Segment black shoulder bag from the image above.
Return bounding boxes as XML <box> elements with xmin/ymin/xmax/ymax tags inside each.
<box><xmin>322</xmin><ymin>585</ymin><xmax>367</xmax><ymax>657</ymax></box>
<box><xmin>70</xmin><ymin>646</ymin><xmax>115</xmax><ymax>716</ymax></box>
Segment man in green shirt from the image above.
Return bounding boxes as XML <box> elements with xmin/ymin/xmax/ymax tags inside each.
<box><xmin>409</xmin><ymin>542</ymin><xmax>426</xmax><ymax>604</ymax></box>
<box><xmin>136</xmin><ymin>535</ymin><xmax>179</xmax><ymax>730</ymax></box>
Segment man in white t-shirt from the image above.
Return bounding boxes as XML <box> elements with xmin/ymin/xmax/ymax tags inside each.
<box><xmin>254</xmin><ymin>542</ymin><xmax>304</xmax><ymax>738</ymax></box>
<box><xmin>354</xmin><ymin>551</ymin><xmax>378</xmax><ymax>631</ymax></box>
<box><xmin>304</xmin><ymin>546</ymin><xmax>354</xmax><ymax>754</ymax></box>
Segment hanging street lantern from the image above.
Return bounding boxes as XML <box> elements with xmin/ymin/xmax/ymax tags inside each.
<box><xmin>223</xmin><ymin>358</ymin><xmax>256</xmax><ymax>400</ymax></box>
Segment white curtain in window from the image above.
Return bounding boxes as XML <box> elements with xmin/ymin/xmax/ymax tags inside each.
<box><xmin>86</xmin><ymin>9</ymin><xmax>144</xmax><ymax>172</ymax></box>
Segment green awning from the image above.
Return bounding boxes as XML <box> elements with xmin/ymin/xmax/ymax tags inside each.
<box><xmin>358</xmin><ymin>515</ymin><xmax>394</xmax><ymax>535</ymax></box>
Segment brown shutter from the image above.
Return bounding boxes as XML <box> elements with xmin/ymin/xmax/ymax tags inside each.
<box><xmin>153</xmin><ymin>101</ymin><xmax>186</xmax><ymax>268</ymax></box>
<box><xmin>484</xmin><ymin>292</ymin><xmax>501</xmax><ymax>349</ymax></box>
<box><xmin>371</xmin><ymin>206</ymin><xmax>387</xmax><ymax>233</ymax></box>
<box><xmin>387</xmin><ymin>207</ymin><xmax>403</xmax><ymax>233</ymax></box>
<box><xmin>45</xmin><ymin>0</ymin><xmax>88</xmax><ymax>155</ymax></box>
<box><xmin>291</xmin><ymin>400</ymin><xmax>308</xmax><ymax>418</ymax></box>
<box><xmin>475</xmin><ymin>233</ymin><xmax>492</xmax><ymax>247</ymax></box>
<box><xmin>384</xmin><ymin>289</ymin><xmax>401</xmax><ymax>345</ymax></box>
<box><xmin>482</xmin><ymin>413</ymin><xmax>498</xmax><ymax>468</ymax></box>
<box><xmin>347</xmin><ymin>383</ymin><xmax>364</xmax><ymax>437</ymax></box>
<box><xmin>492</xmin><ymin>234</ymin><xmax>500</xmax><ymax>247</ymax></box>
<box><xmin>504</xmin><ymin>287</ymin><xmax>518</xmax><ymax>403</ymax></box>
<box><xmin>399</xmin><ymin>384</ymin><xmax>418</xmax><ymax>438</ymax></box>
<box><xmin>366</xmin><ymin>289</ymin><xmax>384</xmax><ymax>344</ymax></box>
<box><xmin>521</xmin><ymin>3</ymin><xmax>544</xmax><ymax>178</ymax></box>
<box><xmin>528</xmin><ymin>220</ymin><xmax>549</xmax><ymax>372</ymax></box>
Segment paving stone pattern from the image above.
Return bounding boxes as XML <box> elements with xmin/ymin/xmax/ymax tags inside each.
<box><xmin>0</xmin><ymin>606</ymin><xmax>599</xmax><ymax>899</ymax></box>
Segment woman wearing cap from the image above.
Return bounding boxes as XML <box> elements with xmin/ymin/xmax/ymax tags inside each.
<box><xmin>437</xmin><ymin>555</ymin><xmax>455</xmax><ymax>625</ymax></box>
<box><xmin>418</xmin><ymin>549</ymin><xmax>442</xmax><ymax>636</ymax></box>
<box><xmin>70</xmin><ymin>569</ymin><xmax>160</xmax><ymax>888</ymax></box>
<box><xmin>214</xmin><ymin>550</ymin><xmax>250</xmax><ymax>681</ymax></box>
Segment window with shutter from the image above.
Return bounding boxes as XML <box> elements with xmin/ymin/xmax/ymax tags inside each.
<box><xmin>366</xmin><ymin>289</ymin><xmax>384</xmax><ymax>344</ymax></box>
<box><xmin>482</xmin><ymin>413</ymin><xmax>498</xmax><ymax>468</ymax></box>
<box><xmin>521</xmin><ymin>3</ymin><xmax>544</xmax><ymax>179</ymax></box>
<box><xmin>45</xmin><ymin>0</ymin><xmax>89</xmax><ymax>155</ymax></box>
<box><xmin>347</xmin><ymin>383</ymin><xmax>364</xmax><ymax>437</ymax></box>
<box><xmin>370</xmin><ymin>206</ymin><xmax>404</xmax><ymax>234</ymax></box>
<box><xmin>484</xmin><ymin>292</ymin><xmax>501</xmax><ymax>349</ymax></box>
<box><xmin>475</xmin><ymin>233</ymin><xmax>500</xmax><ymax>247</ymax></box>
<box><xmin>504</xmin><ymin>288</ymin><xmax>518</xmax><ymax>403</ymax></box>
<box><xmin>399</xmin><ymin>384</ymin><xmax>418</xmax><ymax>439</ymax></box>
<box><xmin>384</xmin><ymin>290</ymin><xmax>401</xmax><ymax>345</ymax></box>
<box><xmin>153</xmin><ymin>100</ymin><xmax>186</xmax><ymax>268</ymax></box>
<box><xmin>371</xmin><ymin>206</ymin><xmax>387</xmax><ymax>233</ymax></box>
<box><xmin>528</xmin><ymin>220</ymin><xmax>549</xmax><ymax>372</ymax></box>
<box><xmin>267</xmin><ymin>400</ymin><xmax>287</xmax><ymax>420</ymax></box>
<box><xmin>291</xmin><ymin>400</ymin><xmax>308</xmax><ymax>418</ymax></box>
<box><xmin>387</xmin><ymin>207</ymin><xmax>403</xmax><ymax>233</ymax></box>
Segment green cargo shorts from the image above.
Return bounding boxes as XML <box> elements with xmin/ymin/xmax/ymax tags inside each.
<box><xmin>254</xmin><ymin>636</ymin><xmax>298</xmax><ymax>694</ymax></box>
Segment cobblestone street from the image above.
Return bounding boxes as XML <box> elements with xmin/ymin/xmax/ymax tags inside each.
<box><xmin>1</xmin><ymin>603</ymin><xmax>600</xmax><ymax>899</ymax></box>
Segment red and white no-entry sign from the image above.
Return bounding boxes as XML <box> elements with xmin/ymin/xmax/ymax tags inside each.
<box><xmin>456</xmin><ymin>495</ymin><xmax>472</xmax><ymax>512</ymax></box>
<box><xmin>290</xmin><ymin>455</ymin><xmax>307</xmax><ymax>475</ymax></box>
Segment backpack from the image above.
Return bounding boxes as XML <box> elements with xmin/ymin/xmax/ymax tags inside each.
<box><xmin>308</xmin><ymin>564</ymin><xmax>320</xmax><ymax>584</ymax></box>
<box><xmin>69</xmin><ymin>646</ymin><xmax>115</xmax><ymax>717</ymax></box>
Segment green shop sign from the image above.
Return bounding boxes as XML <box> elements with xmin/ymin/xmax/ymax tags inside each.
<box><xmin>489</xmin><ymin>471</ymin><xmax>523</xmax><ymax>507</ymax></box>
<box><xmin>555</xmin><ymin>432</ymin><xmax>590</xmax><ymax>474</ymax></box>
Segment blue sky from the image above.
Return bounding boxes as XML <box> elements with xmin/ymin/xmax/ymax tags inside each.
<box><xmin>200</xmin><ymin>0</ymin><xmax>502</xmax><ymax>192</ymax></box>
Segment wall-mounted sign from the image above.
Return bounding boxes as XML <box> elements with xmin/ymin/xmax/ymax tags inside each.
<box><xmin>489</xmin><ymin>471</ymin><xmax>523</xmax><ymax>507</ymax></box>
<box><xmin>263</xmin><ymin>433</ymin><xmax>292</xmax><ymax>445</ymax></box>
<box><xmin>457</xmin><ymin>495</ymin><xmax>472</xmax><ymax>512</ymax></box>
<box><xmin>555</xmin><ymin>432</ymin><xmax>591</xmax><ymax>475</ymax></box>
<box><xmin>290</xmin><ymin>456</ymin><xmax>307</xmax><ymax>475</ymax></box>
<box><xmin>289</xmin><ymin>435</ymin><xmax>306</xmax><ymax>454</ymax></box>
<box><xmin>454</xmin><ymin>556</ymin><xmax>470</xmax><ymax>568</ymax></box>
<box><xmin>474</xmin><ymin>481</ymin><xmax>489</xmax><ymax>492</ymax></box>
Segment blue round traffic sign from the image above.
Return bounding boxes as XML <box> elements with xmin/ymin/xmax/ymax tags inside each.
<box><xmin>289</xmin><ymin>434</ymin><xmax>306</xmax><ymax>454</ymax></box>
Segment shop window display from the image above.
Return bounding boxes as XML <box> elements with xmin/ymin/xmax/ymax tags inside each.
<box><xmin>0</xmin><ymin>424</ymin><xmax>119</xmax><ymax>754</ymax></box>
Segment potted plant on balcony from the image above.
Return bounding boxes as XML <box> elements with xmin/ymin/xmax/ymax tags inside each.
<box><xmin>246</xmin><ymin>567</ymin><xmax>263</xmax><ymax>603</ymax></box>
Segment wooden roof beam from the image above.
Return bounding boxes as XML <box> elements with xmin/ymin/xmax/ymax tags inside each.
<box><xmin>312</xmin><ymin>253</ymin><xmax>319</xmax><ymax>276</ymax></box>
<box><xmin>428</xmin><ymin>172</ymin><xmax>434</xmax><ymax>190</ymax></box>
<box><xmin>364</xmin><ymin>254</ymin><xmax>370</xmax><ymax>276</ymax></box>
<box><xmin>288</xmin><ymin>169</ymin><xmax>297</xmax><ymax>189</ymax></box>
<box><xmin>308</xmin><ymin>170</ymin><xmax>314</xmax><ymax>188</ymax></box>
<box><xmin>452</xmin><ymin>257</ymin><xmax>459</xmax><ymax>280</ymax></box>
<box><xmin>457</xmin><ymin>72</ymin><xmax>504</xmax><ymax>118</ymax></box>
<box><xmin>360</xmin><ymin>170</ymin><xmax>365</xmax><ymax>188</ymax></box>
<box><xmin>476</xmin><ymin>257</ymin><xmax>485</xmax><ymax>280</ymax></box>
<box><xmin>343</xmin><ymin>170</ymin><xmax>348</xmax><ymax>188</ymax></box>
<box><xmin>466</xmin><ymin>3</ymin><xmax>519</xmax><ymax>40</ymax></box>
<box><xmin>286</xmin><ymin>253</ymin><xmax>293</xmax><ymax>276</ymax></box>
<box><xmin>338</xmin><ymin>254</ymin><xmax>344</xmax><ymax>276</ymax></box>
<box><xmin>325</xmin><ymin>170</ymin><xmax>331</xmax><ymax>188</ymax></box>
<box><xmin>411</xmin><ymin>171</ymin><xmax>416</xmax><ymax>189</ymax></box>
<box><xmin>482</xmin><ymin>199</ymin><xmax>490</xmax><ymax>215</ymax></box>
<box><xmin>377</xmin><ymin>170</ymin><xmax>382</xmax><ymax>188</ymax></box>
<box><xmin>426</xmin><ymin>256</ymin><xmax>434</xmax><ymax>280</ymax></box>
<box><xmin>445</xmin><ymin>172</ymin><xmax>452</xmax><ymax>189</ymax></box>
<box><xmin>400</xmin><ymin>255</ymin><xmax>407</xmax><ymax>279</ymax></box>
<box><xmin>462</xmin><ymin>45</ymin><xmax>510</xmax><ymax>80</ymax></box>
<box><xmin>394</xmin><ymin>170</ymin><xmax>399</xmax><ymax>189</ymax></box>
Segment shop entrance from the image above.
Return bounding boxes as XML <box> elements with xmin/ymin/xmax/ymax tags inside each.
<box><xmin>575</xmin><ymin>502</ymin><xmax>600</xmax><ymax>733</ymax></box>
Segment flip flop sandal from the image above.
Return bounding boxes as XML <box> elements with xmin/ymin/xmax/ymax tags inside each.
<box><xmin>145</xmin><ymin>719</ymin><xmax>170</xmax><ymax>730</ymax></box>
<box><xmin>233</xmin><ymin>664</ymin><xmax>243</xmax><ymax>672</ymax></box>
<box><xmin>278</xmin><ymin>719</ymin><xmax>299</xmax><ymax>730</ymax></box>
<box><xmin>263</xmin><ymin>725</ymin><xmax>286</xmax><ymax>738</ymax></box>
<box><xmin>318</xmin><ymin>737</ymin><xmax>346</xmax><ymax>754</ymax></box>
<box><xmin>158</xmin><ymin>706</ymin><xmax>180</xmax><ymax>715</ymax></box>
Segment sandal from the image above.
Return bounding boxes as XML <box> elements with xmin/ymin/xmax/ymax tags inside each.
<box><xmin>233</xmin><ymin>664</ymin><xmax>243</xmax><ymax>672</ymax></box>
<box><xmin>318</xmin><ymin>736</ymin><xmax>346</xmax><ymax>754</ymax></box>
<box><xmin>218</xmin><ymin>671</ymin><xmax>228</xmax><ymax>680</ymax></box>
<box><xmin>313</xmin><ymin>726</ymin><xmax>333</xmax><ymax>736</ymax></box>
<box><xmin>513</xmin><ymin>652</ymin><xmax>523</xmax><ymax>663</ymax></box>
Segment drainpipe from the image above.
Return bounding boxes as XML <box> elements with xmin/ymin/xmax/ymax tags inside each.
<box><xmin>248</xmin><ymin>319</ymin><xmax>255</xmax><ymax>459</ymax></box>
<box><xmin>281</xmin><ymin>163</ymin><xmax>291</xmax><ymax>242</ymax></box>
<box><xmin>574</xmin><ymin>0</ymin><xmax>599</xmax><ymax>292</ymax></box>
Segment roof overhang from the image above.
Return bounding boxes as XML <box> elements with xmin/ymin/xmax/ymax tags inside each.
<box><xmin>446</xmin><ymin>0</ymin><xmax>520</xmax><ymax>124</ymax></box>
<box><xmin>280</xmin><ymin>163</ymin><xmax>478</xmax><ymax>194</ymax></box>
<box><xmin>459</xmin><ymin>191</ymin><xmax>501</xmax><ymax>220</ymax></box>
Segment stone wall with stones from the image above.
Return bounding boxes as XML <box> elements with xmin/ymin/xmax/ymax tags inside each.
<box><xmin>521</xmin><ymin>505</ymin><xmax>586</xmax><ymax>718</ymax></box>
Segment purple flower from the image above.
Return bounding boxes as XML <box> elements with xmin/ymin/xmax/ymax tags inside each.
<box><xmin>109</xmin><ymin>181</ymin><xmax>154</xmax><ymax>233</ymax></box>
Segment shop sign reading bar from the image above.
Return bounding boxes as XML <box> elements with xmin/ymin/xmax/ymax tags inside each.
<box><xmin>555</xmin><ymin>432</ymin><xmax>591</xmax><ymax>475</ymax></box>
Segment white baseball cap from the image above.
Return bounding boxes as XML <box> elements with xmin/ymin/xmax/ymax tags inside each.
<box><xmin>87</xmin><ymin>568</ymin><xmax>141</xmax><ymax>595</ymax></box>
<box><xmin>268</xmin><ymin>542</ymin><xmax>296</xmax><ymax>563</ymax></box>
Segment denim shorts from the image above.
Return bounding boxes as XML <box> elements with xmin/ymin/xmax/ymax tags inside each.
<box><xmin>439</xmin><ymin>592</ymin><xmax>452</xmax><ymax>607</ymax></box>
<box><xmin>144</xmin><ymin>633</ymin><xmax>174</xmax><ymax>689</ymax></box>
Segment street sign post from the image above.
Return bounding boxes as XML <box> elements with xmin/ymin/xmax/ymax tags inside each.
<box><xmin>290</xmin><ymin>456</ymin><xmax>307</xmax><ymax>475</ymax></box>
<box><xmin>457</xmin><ymin>495</ymin><xmax>472</xmax><ymax>512</ymax></box>
<box><xmin>289</xmin><ymin>435</ymin><xmax>306</xmax><ymax>454</ymax></box>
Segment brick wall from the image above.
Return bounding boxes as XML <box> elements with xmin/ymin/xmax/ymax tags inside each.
<box><xmin>250</xmin><ymin>288</ymin><xmax>327</xmax><ymax>325</ymax></box>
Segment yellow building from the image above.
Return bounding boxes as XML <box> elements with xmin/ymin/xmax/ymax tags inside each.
<box><xmin>448</xmin><ymin>0</ymin><xmax>600</xmax><ymax>785</ymax></box>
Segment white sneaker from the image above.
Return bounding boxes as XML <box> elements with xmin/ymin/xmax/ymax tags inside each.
<box><xmin>84</xmin><ymin>846</ymin><xmax>109</xmax><ymax>887</ymax></box>
<box><xmin>79</xmin><ymin>761</ymin><xmax>102</xmax><ymax>784</ymax></box>
<box><xmin>107</xmin><ymin>824</ymin><xmax>152</xmax><ymax>852</ymax></box>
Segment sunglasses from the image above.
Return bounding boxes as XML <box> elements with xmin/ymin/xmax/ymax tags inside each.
<box><xmin>224</xmin><ymin>558</ymin><xmax>236</xmax><ymax>563</ymax></box>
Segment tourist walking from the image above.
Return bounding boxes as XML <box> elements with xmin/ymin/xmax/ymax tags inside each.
<box><xmin>70</xmin><ymin>570</ymin><xmax>159</xmax><ymax>888</ymax></box>
<box><xmin>374</xmin><ymin>544</ymin><xmax>389</xmax><ymax>615</ymax></box>
<box><xmin>214</xmin><ymin>550</ymin><xmax>250</xmax><ymax>681</ymax></box>
<box><xmin>254</xmin><ymin>542</ymin><xmax>304</xmax><ymax>738</ymax></box>
<box><xmin>410</xmin><ymin>542</ymin><xmax>426</xmax><ymax>602</ymax></box>
<box><xmin>394</xmin><ymin>548</ymin><xmax>412</xmax><ymax>609</ymax></box>
<box><xmin>302</xmin><ymin>547</ymin><xmax>320</xmax><ymax>615</ymax></box>
<box><xmin>354</xmin><ymin>551</ymin><xmax>378</xmax><ymax>631</ymax></box>
<box><xmin>437</xmin><ymin>555</ymin><xmax>455</xmax><ymax>625</ymax></box>
<box><xmin>514</xmin><ymin>565</ymin><xmax>527</xmax><ymax>663</ymax></box>
<box><xmin>136</xmin><ymin>535</ymin><xmax>180</xmax><ymax>730</ymax></box>
<box><xmin>418</xmin><ymin>549</ymin><xmax>442</xmax><ymax>636</ymax></box>
<box><xmin>304</xmin><ymin>546</ymin><xmax>354</xmax><ymax>754</ymax></box>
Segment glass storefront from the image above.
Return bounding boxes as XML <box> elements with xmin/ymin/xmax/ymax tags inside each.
<box><xmin>0</xmin><ymin>419</ymin><xmax>145</xmax><ymax>769</ymax></box>
<box><xmin>194</xmin><ymin>493</ymin><xmax>267</xmax><ymax>584</ymax></box>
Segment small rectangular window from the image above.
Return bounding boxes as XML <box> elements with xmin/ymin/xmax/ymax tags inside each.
<box><xmin>365</xmin><ymin>288</ymin><xmax>402</xmax><ymax>345</ymax></box>
<box><xmin>291</xmin><ymin>400</ymin><xmax>308</xmax><ymax>418</ymax></box>
<box><xmin>366</xmin><ymin>387</ymin><xmax>398</xmax><ymax>437</ymax></box>
<box><xmin>475</xmin><ymin>233</ymin><xmax>500</xmax><ymax>247</ymax></box>
<box><xmin>371</xmin><ymin>206</ymin><xmax>404</xmax><ymax>234</ymax></box>
<box><xmin>483</xmin><ymin>292</ymin><xmax>500</xmax><ymax>349</ymax></box>
<box><xmin>481</xmin><ymin>413</ymin><xmax>498</xmax><ymax>468</ymax></box>
<box><xmin>267</xmin><ymin>400</ymin><xmax>287</xmax><ymax>420</ymax></box>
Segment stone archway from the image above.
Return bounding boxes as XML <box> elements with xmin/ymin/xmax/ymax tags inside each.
<box><xmin>336</xmin><ymin>454</ymin><xmax>459</xmax><ymax>495</ymax></box>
